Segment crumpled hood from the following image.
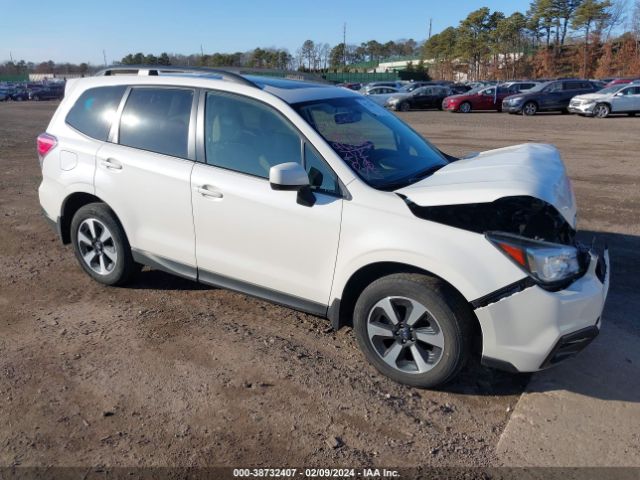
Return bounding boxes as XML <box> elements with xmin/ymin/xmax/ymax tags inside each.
<box><xmin>396</xmin><ymin>143</ymin><xmax>577</xmax><ymax>228</ymax></box>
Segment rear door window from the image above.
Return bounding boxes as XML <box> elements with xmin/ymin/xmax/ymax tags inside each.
<box><xmin>118</xmin><ymin>87</ymin><xmax>194</xmax><ymax>159</ymax></box>
<box><xmin>66</xmin><ymin>86</ymin><xmax>126</xmax><ymax>141</ymax></box>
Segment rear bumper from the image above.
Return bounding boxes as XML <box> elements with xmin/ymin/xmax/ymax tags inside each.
<box><xmin>477</xmin><ymin>248</ymin><xmax>610</xmax><ymax>372</ymax></box>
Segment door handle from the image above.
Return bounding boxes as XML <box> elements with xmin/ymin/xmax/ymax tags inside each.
<box><xmin>100</xmin><ymin>158</ymin><xmax>123</xmax><ymax>170</ymax></box>
<box><xmin>197</xmin><ymin>186</ymin><xmax>223</xmax><ymax>199</ymax></box>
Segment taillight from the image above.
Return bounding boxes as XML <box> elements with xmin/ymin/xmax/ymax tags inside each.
<box><xmin>37</xmin><ymin>133</ymin><xmax>57</xmax><ymax>166</ymax></box>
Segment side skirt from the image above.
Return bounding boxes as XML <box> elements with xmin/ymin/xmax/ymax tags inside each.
<box><xmin>131</xmin><ymin>249</ymin><xmax>328</xmax><ymax>318</ymax></box>
<box><xmin>198</xmin><ymin>269</ymin><xmax>328</xmax><ymax>318</ymax></box>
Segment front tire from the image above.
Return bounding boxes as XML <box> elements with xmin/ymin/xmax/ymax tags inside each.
<box><xmin>70</xmin><ymin>203</ymin><xmax>140</xmax><ymax>286</ymax></box>
<box><xmin>459</xmin><ymin>102</ymin><xmax>472</xmax><ymax>113</ymax></box>
<box><xmin>522</xmin><ymin>101</ymin><xmax>537</xmax><ymax>116</ymax></box>
<box><xmin>399</xmin><ymin>102</ymin><xmax>410</xmax><ymax>112</ymax></box>
<box><xmin>594</xmin><ymin>103</ymin><xmax>610</xmax><ymax>118</ymax></box>
<box><xmin>353</xmin><ymin>274</ymin><xmax>473</xmax><ymax>388</ymax></box>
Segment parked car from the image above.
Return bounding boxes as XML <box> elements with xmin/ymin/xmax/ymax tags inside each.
<box><xmin>0</xmin><ymin>89</ymin><xmax>10</xmax><ymax>101</ymax></box>
<box><xmin>362</xmin><ymin>81</ymin><xmax>403</xmax><ymax>93</ymax></box>
<box><xmin>604</xmin><ymin>78</ymin><xmax>640</xmax><ymax>88</ymax></box>
<box><xmin>502</xmin><ymin>79</ymin><xmax>599</xmax><ymax>115</ymax></box>
<box><xmin>338</xmin><ymin>82</ymin><xmax>362</xmax><ymax>91</ymax></box>
<box><xmin>362</xmin><ymin>86</ymin><xmax>401</xmax><ymax>106</ymax></box>
<box><xmin>443</xmin><ymin>85</ymin><xmax>512</xmax><ymax>113</ymax></box>
<box><xmin>9</xmin><ymin>87</ymin><xmax>29</xmax><ymax>101</ymax></box>
<box><xmin>29</xmin><ymin>84</ymin><xmax>64</xmax><ymax>101</ymax></box>
<box><xmin>385</xmin><ymin>85</ymin><xmax>450</xmax><ymax>111</ymax></box>
<box><xmin>38</xmin><ymin>66</ymin><xmax>609</xmax><ymax>388</ymax></box>
<box><xmin>569</xmin><ymin>82</ymin><xmax>640</xmax><ymax>118</ymax></box>
<box><xmin>448</xmin><ymin>83</ymin><xmax>472</xmax><ymax>95</ymax></box>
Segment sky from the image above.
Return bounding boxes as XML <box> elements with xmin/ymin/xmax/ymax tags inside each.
<box><xmin>2</xmin><ymin>0</ymin><xmax>537</xmax><ymax>65</ymax></box>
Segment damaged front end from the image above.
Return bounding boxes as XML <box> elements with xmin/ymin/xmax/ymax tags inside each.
<box><xmin>402</xmin><ymin>195</ymin><xmax>575</xmax><ymax>245</ymax></box>
<box><xmin>394</xmin><ymin>144</ymin><xmax>599</xmax><ymax>291</ymax></box>
<box><xmin>401</xmin><ymin>194</ymin><xmax>592</xmax><ymax>291</ymax></box>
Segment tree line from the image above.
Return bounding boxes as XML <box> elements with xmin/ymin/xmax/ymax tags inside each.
<box><xmin>424</xmin><ymin>0</ymin><xmax>640</xmax><ymax>80</ymax></box>
<box><xmin>2</xmin><ymin>0</ymin><xmax>640</xmax><ymax>81</ymax></box>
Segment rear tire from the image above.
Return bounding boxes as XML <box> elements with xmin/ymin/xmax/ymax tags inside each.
<box><xmin>353</xmin><ymin>274</ymin><xmax>474</xmax><ymax>389</ymax></box>
<box><xmin>70</xmin><ymin>203</ymin><xmax>140</xmax><ymax>286</ymax></box>
<box><xmin>522</xmin><ymin>101</ymin><xmax>537</xmax><ymax>116</ymax></box>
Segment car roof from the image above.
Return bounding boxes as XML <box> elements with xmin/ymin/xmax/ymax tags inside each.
<box><xmin>73</xmin><ymin>67</ymin><xmax>358</xmax><ymax>105</ymax></box>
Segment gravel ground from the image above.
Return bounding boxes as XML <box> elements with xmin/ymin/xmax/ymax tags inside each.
<box><xmin>0</xmin><ymin>102</ymin><xmax>637</xmax><ymax>469</ymax></box>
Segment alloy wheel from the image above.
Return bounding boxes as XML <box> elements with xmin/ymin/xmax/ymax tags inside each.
<box><xmin>77</xmin><ymin>218</ymin><xmax>118</xmax><ymax>275</ymax></box>
<box><xmin>523</xmin><ymin>102</ymin><xmax>537</xmax><ymax>116</ymax></box>
<box><xmin>460</xmin><ymin>102</ymin><xmax>471</xmax><ymax>113</ymax></box>
<box><xmin>594</xmin><ymin>104</ymin><xmax>610</xmax><ymax>118</ymax></box>
<box><xmin>366</xmin><ymin>296</ymin><xmax>445</xmax><ymax>374</ymax></box>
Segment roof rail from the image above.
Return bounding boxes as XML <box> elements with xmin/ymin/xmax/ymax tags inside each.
<box><xmin>94</xmin><ymin>65</ymin><xmax>259</xmax><ymax>88</ymax></box>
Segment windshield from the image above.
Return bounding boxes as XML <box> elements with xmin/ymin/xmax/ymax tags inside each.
<box><xmin>597</xmin><ymin>84</ymin><xmax>626</xmax><ymax>94</ymax></box>
<box><xmin>293</xmin><ymin>97</ymin><xmax>449</xmax><ymax>190</ymax></box>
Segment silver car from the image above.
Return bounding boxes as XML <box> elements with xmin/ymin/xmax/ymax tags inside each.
<box><xmin>362</xmin><ymin>86</ymin><xmax>401</xmax><ymax>106</ymax></box>
<box><xmin>569</xmin><ymin>82</ymin><xmax>640</xmax><ymax>118</ymax></box>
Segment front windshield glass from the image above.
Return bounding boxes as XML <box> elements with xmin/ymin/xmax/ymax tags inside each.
<box><xmin>293</xmin><ymin>97</ymin><xmax>449</xmax><ymax>190</ymax></box>
<box><xmin>597</xmin><ymin>84</ymin><xmax>626</xmax><ymax>94</ymax></box>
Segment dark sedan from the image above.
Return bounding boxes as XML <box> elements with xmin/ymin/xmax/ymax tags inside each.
<box><xmin>503</xmin><ymin>79</ymin><xmax>600</xmax><ymax>115</ymax></box>
<box><xmin>28</xmin><ymin>84</ymin><xmax>64</xmax><ymax>101</ymax></box>
<box><xmin>385</xmin><ymin>85</ymin><xmax>451</xmax><ymax>111</ymax></box>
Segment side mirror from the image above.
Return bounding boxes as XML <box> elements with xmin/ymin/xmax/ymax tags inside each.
<box><xmin>269</xmin><ymin>162</ymin><xmax>316</xmax><ymax>207</ymax></box>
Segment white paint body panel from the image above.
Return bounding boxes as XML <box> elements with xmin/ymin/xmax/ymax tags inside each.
<box><xmin>191</xmin><ymin>163</ymin><xmax>342</xmax><ymax>304</ymax></box>
<box><xmin>94</xmin><ymin>142</ymin><xmax>197</xmax><ymax>268</ymax></box>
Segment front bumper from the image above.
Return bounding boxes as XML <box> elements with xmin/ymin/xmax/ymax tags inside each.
<box><xmin>503</xmin><ymin>104</ymin><xmax>524</xmax><ymax>113</ymax></box>
<box><xmin>477</xmin><ymin>248</ymin><xmax>610</xmax><ymax>372</ymax></box>
<box><xmin>568</xmin><ymin>103</ymin><xmax>596</xmax><ymax>115</ymax></box>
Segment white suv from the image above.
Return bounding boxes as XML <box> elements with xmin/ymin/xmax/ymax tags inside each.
<box><xmin>38</xmin><ymin>67</ymin><xmax>610</xmax><ymax>388</ymax></box>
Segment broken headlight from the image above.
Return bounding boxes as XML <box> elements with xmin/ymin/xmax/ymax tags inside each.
<box><xmin>487</xmin><ymin>232</ymin><xmax>582</xmax><ymax>287</ymax></box>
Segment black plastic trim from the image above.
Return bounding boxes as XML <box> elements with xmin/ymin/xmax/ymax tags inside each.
<box><xmin>131</xmin><ymin>249</ymin><xmax>198</xmax><ymax>281</ymax></box>
<box><xmin>41</xmin><ymin>209</ymin><xmax>63</xmax><ymax>242</ymax></box>
<box><xmin>540</xmin><ymin>325</ymin><xmax>599</xmax><ymax>369</ymax></box>
<box><xmin>270</xmin><ymin>182</ymin><xmax>300</xmax><ymax>191</ymax></box>
<box><xmin>327</xmin><ymin>298</ymin><xmax>341</xmax><ymax>330</ymax></box>
<box><xmin>470</xmin><ymin>277</ymin><xmax>536</xmax><ymax>309</ymax></box>
<box><xmin>480</xmin><ymin>356</ymin><xmax>521</xmax><ymax>373</ymax></box>
<box><xmin>198</xmin><ymin>269</ymin><xmax>328</xmax><ymax>318</ymax></box>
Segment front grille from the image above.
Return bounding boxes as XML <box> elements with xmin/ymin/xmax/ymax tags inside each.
<box><xmin>540</xmin><ymin>325</ymin><xmax>599</xmax><ymax>369</ymax></box>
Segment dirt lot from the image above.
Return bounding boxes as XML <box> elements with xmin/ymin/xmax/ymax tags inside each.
<box><xmin>0</xmin><ymin>102</ymin><xmax>638</xmax><ymax>469</ymax></box>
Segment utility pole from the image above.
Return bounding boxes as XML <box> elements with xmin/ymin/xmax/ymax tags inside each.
<box><xmin>9</xmin><ymin>51</ymin><xmax>14</xmax><ymax>62</ymax></box>
<box><xmin>343</xmin><ymin>22</ymin><xmax>347</xmax><ymax>67</ymax></box>
<box><xmin>428</xmin><ymin>18</ymin><xmax>432</xmax><ymax>39</ymax></box>
<box><xmin>103</xmin><ymin>50</ymin><xmax>107</xmax><ymax>67</ymax></box>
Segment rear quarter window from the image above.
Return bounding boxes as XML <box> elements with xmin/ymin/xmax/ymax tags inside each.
<box><xmin>66</xmin><ymin>86</ymin><xmax>126</xmax><ymax>141</ymax></box>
